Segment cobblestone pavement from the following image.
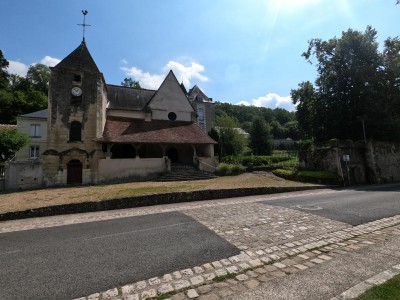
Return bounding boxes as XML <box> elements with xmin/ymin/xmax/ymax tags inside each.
<box><xmin>1</xmin><ymin>188</ymin><xmax>400</xmax><ymax>300</ymax></box>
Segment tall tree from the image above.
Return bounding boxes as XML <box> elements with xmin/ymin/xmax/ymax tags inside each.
<box><xmin>215</xmin><ymin>114</ymin><xmax>247</xmax><ymax>156</ymax></box>
<box><xmin>249</xmin><ymin>118</ymin><xmax>272</xmax><ymax>155</ymax></box>
<box><xmin>26</xmin><ymin>64</ymin><xmax>51</xmax><ymax>94</ymax></box>
<box><xmin>0</xmin><ymin>50</ymin><xmax>9</xmax><ymax>89</ymax></box>
<box><xmin>294</xmin><ymin>26</ymin><xmax>399</xmax><ymax>141</ymax></box>
<box><xmin>121</xmin><ymin>77</ymin><xmax>141</xmax><ymax>88</ymax></box>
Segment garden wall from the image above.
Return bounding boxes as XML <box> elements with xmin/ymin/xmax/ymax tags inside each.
<box><xmin>303</xmin><ymin>140</ymin><xmax>400</xmax><ymax>185</ymax></box>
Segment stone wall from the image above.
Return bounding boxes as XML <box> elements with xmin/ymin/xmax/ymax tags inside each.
<box><xmin>5</xmin><ymin>160</ymin><xmax>43</xmax><ymax>190</ymax></box>
<box><xmin>98</xmin><ymin>157</ymin><xmax>166</xmax><ymax>182</ymax></box>
<box><xmin>303</xmin><ymin>140</ymin><xmax>400</xmax><ymax>185</ymax></box>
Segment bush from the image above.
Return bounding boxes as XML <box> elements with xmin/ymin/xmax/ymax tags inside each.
<box><xmin>216</xmin><ymin>163</ymin><xmax>246</xmax><ymax>176</ymax></box>
<box><xmin>273</xmin><ymin>168</ymin><xmax>341</xmax><ymax>184</ymax></box>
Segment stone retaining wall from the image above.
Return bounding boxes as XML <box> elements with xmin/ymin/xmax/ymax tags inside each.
<box><xmin>0</xmin><ymin>185</ymin><xmax>326</xmax><ymax>221</ymax></box>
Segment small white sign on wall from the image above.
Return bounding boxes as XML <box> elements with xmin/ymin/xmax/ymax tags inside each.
<box><xmin>343</xmin><ymin>154</ymin><xmax>350</xmax><ymax>162</ymax></box>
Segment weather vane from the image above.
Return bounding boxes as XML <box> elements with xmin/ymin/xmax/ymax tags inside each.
<box><xmin>77</xmin><ymin>10</ymin><xmax>91</xmax><ymax>42</ymax></box>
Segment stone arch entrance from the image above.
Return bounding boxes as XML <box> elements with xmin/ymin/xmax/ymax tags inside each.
<box><xmin>67</xmin><ymin>159</ymin><xmax>82</xmax><ymax>184</ymax></box>
<box><xmin>167</xmin><ymin>147</ymin><xmax>179</xmax><ymax>163</ymax></box>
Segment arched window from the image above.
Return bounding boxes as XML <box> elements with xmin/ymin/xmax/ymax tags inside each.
<box><xmin>69</xmin><ymin>121</ymin><xmax>82</xmax><ymax>141</ymax></box>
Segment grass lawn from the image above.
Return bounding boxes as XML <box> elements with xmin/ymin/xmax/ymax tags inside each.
<box><xmin>0</xmin><ymin>172</ymin><xmax>313</xmax><ymax>214</ymax></box>
<box><xmin>355</xmin><ymin>273</ymin><xmax>400</xmax><ymax>300</ymax></box>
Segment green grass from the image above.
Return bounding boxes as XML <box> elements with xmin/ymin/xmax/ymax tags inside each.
<box><xmin>355</xmin><ymin>273</ymin><xmax>400</xmax><ymax>300</ymax></box>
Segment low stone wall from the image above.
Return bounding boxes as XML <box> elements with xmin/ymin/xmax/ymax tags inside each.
<box><xmin>5</xmin><ymin>160</ymin><xmax>43</xmax><ymax>190</ymax></box>
<box><xmin>98</xmin><ymin>157</ymin><xmax>166</xmax><ymax>182</ymax></box>
<box><xmin>0</xmin><ymin>185</ymin><xmax>327</xmax><ymax>221</ymax></box>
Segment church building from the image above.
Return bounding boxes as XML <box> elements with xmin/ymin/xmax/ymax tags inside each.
<box><xmin>6</xmin><ymin>41</ymin><xmax>217</xmax><ymax>189</ymax></box>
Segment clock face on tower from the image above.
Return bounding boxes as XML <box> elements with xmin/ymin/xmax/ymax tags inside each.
<box><xmin>71</xmin><ymin>87</ymin><xmax>82</xmax><ymax>97</ymax></box>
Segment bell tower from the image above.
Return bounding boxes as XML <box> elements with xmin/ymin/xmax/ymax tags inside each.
<box><xmin>42</xmin><ymin>39</ymin><xmax>107</xmax><ymax>186</ymax></box>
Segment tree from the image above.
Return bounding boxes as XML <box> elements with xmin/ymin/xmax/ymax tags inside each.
<box><xmin>0</xmin><ymin>50</ymin><xmax>9</xmax><ymax>89</ymax></box>
<box><xmin>121</xmin><ymin>77</ymin><xmax>141</xmax><ymax>88</ymax></box>
<box><xmin>26</xmin><ymin>64</ymin><xmax>51</xmax><ymax>94</ymax></box>
<box><xmin>249</xmin><ymin>118</ymin><xmax>272</xmax><ymax>155</ymax></box>
<box><xmin>0</xmin><ymin>127</ymin><xmax>29</xmax><ymax>162</ymax></box>
<box><xmin>215</xmin><ymin>114</ymin><xmax>246</xmax><ymax>156</ymax></box>
<box><xmin>294</xmin><ymin>26</ymin><xmax>400</xmax><ymax>141</ymax></box>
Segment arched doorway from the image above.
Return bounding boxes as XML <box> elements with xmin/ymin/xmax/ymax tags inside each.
<box><xmin>67</xmin><ymin>159</ymin><xmax>82</xmax><ymax>184</ymax></box>
<box><xmin>167</xmin><ymin>147</ymin><xmax>179</xmax><ymax>163</ymax></box>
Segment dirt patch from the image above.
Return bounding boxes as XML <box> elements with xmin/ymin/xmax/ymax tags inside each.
<box><xmin>0</xmin><ymin>173</ymin><xmax>314</xmax><ymax>214</ymax></box>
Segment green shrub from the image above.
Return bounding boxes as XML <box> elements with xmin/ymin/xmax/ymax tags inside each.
<box><xmin>216</xmin><ymin>163</ymin><xmax>246</xmax><ymax>176</ymax></box>
<box><xmin>217</xmin><ymin>163</ymin><xmax>230</xmax><ymax>175</ymax></box>
<box><xmin>231</xmin><ymin>164</ymin><xmax>246</xmax><ymax>174</ymax></box>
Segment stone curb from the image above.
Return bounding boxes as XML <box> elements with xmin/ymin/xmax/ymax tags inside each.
<box><xmin>0</xmin><ymin>185</ymin><xmax>332</xmax><ymax>221</ymax></box>
<box><xmin>331</xmin><ymin>263</ymin><xmax>400</xmax><ymax>300</ymax></box>
<box><xmin>73</xmin><ymin>214</ymin><xmax>400</xmax><ymax>300</ymax></box>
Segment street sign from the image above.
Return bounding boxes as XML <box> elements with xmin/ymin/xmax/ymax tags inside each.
<box><xmin>343</xmin><ymin>155</ymin><xmax>350</xmax><ymax>161</ymax></box>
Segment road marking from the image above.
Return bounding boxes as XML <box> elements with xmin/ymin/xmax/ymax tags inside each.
<box><xmin>292</xmin><ymin>204</ymin><xmax>323</xmax><ymax>211</ymax></box>
<box><xmin>0</xmin><ymin>250</ymin><xmax>21</xmax><ymax>256</ymax></box>
<box><xmin>85</xmin><ymin>221</ymin><xmax>197</xmax><ymax>241</ymax></box>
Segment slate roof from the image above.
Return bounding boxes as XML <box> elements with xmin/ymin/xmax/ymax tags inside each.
<box><xmin>99</xmin><ymin>116</ymin><xmax>217</xmax><ymax>144</ymax></box>
<box><xmin>54</xmin><ymin>41</ymin><xmax>100</xmax><ymax>73</ymax></box>
<box><xmin>106</xmin><ymin>85</ymin><xmax>156</xmax><ymax>110</ymax></box>
<box><xmin>19</xmin><ymin>109</ymin><xmax>48</xmax><ymax>119</ymax></box>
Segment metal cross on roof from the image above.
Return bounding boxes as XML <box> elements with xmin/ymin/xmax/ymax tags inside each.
<box><xmin>77</xmin><ymin>10</ymin><xmax>91</xmax><ymax>42</ymax></box>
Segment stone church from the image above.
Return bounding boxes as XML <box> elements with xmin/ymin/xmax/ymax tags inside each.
<box><xmin>7</xmin><ymin>41</ymin><xmax>217</xmax><ymax>189</ymax></box>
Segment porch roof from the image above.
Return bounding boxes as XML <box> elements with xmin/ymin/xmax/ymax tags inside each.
<box><xmin>98</xmin><ymin>116</ymin><xmax>217</xmax><ymax>144</ymax></box>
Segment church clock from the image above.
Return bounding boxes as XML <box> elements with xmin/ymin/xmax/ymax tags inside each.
<box><xmin>71</xmin><ymin>86</ymin><xmax>82</xmax><ymax>97</ymax></box>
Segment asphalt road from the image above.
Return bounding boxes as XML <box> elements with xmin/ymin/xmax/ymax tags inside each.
<box><xmin>264</xmin><ymin>183</ymin><xmax>400</xmax><ymax>225</ymax></box>
<box><xmin>0</xmin><ymin>211</ymin><xmax>239</xmax><ymax>300</ymax></box>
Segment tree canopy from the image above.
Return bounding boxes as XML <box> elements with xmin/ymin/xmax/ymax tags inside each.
<box><xmin>249</xmin><ymin>117</ymin><xmax>272</xmax><ymax>155</ymax></box>
<box><xmin>215</xmin><ymin>113</ymin><xmax>247</xmax><ymax>156</ymax></box>
<box><xmin>0</xmin><ymin>52</ymin><xmax>49</xmax><ymax>124</ymax></box>
<box><xmin>215</xmin><ymin>102</ymin><xmax>298</xmax><ymax>140</ymax></box>
<box><xmin>292</xmin><ymin>26</ymin><xmax>400</xmax><ymax>141</ymax></box>
<box><xmin>121</xmin><ymin>77</ymin><xmax>141</xmax><ymax>89</ymax></box>
<box><xmin>0</xmin><ymin>127</ymin><xmax>29</xmax><ymax>162</ymax></box>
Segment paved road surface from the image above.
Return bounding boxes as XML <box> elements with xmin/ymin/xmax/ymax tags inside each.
<box><xmin>264</xmin><ymin>184</ymin><xmax>400</xmax><ymax>225</ymax></box>
<box><xmin>0</xmin><ymin>211</ymin><xmax>239</xmax><ymax>300</ymax></box>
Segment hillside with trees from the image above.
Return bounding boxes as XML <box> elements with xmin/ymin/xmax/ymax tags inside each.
<box><xmin>215</xmin><ymin>102</ymin><xmax>300</xmax><ymax>140</ymax></box>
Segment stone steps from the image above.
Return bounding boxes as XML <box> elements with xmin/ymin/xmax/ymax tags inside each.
<box><xmin>157</xmin><ymin>164</ymin><xmax>217</xmax><ymax>182</ymax></box>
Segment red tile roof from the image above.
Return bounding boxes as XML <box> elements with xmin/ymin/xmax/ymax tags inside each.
<box><xmin>99</xmin><ymin>117</ymin><xmax>217</xmax><ymax>144</ymax></box>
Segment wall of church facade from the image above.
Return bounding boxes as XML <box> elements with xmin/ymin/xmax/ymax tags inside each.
<box><xmin>98</xmin><ymin>158</ymin><xmax>166</xmax><ymax>182</ymax></box>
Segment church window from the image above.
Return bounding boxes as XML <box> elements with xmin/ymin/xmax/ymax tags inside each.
<box><xmin>69</xmin><ymin>121</ymin><xmax>82</xmax><ymax>142</ymax></box>
<box><xmin>73</xmin><ymin>74</ymin><xmax>81</xmax><ymax>82</ymax></box>
<box><xmin>168</xmin><ymin>112</ymin><xmax>177</xmax><ymax>121</ymax></box>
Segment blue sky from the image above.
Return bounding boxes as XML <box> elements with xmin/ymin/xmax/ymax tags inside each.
<box><xmin>1</xmin><ymin>0</ymin><xmax>399</xmax><ymax>111</ymax></box>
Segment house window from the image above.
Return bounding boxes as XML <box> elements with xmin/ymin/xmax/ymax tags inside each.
<box><xmin>69</xmin><ymin>121</ymin><xmax>82</xmax><ymax>141</ymax></box>
<box><xmin>30</xmin><ymin>146</ymin><xmax>39</xmax><ymax>159</ymax></box>
<box><xmin>30</xmin><ymin>124</ymin><xmax>41</xmax><ymax>137</ymax></box>
<box><xmin>197</xmin><ymin>107</ymin><xmax>205</xmax><ymax>130</ymax></box>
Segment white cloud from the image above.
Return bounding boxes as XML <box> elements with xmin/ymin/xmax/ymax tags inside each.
<box><xmin>8</xmin><ymin>61</ymin><xmax>29</xmax><ymax>76</ymax></box>
<box><xmin>7</xmin><ymin>55</ymin><xmax>61</xmax><ymax>77</ymax></box>
<box><xmin>40</xmin><ymin>56</ymin><xmax>60</xmax><ymax>67</ymax></box>
<box><xmin>121</xmin><ymin>60</ymin><xmax>208</xmax><ymax>90</ymax></box>
<box><xmin>237</xmin><ymin>93</ymin><xmax>295</xmax><ymax>111</ymax></box>
<box><xmin>121</xmin><ymin>66</ymin><xmax>165</xmax><ymax>89</ymax></box>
